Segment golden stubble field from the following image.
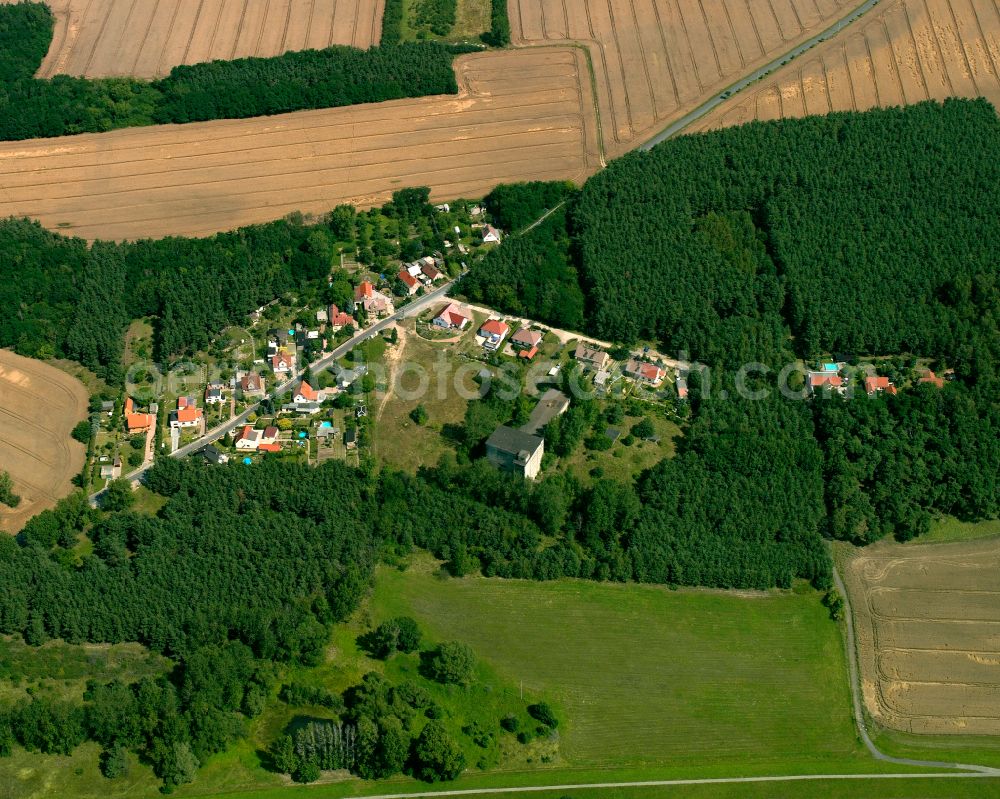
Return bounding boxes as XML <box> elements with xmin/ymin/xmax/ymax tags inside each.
<box><xmin>0</xmin><ymin>48</ymin><xmax>600</xmax><ymax>240</ymax></box>
<box><xmin>693</xmin><ymin>0</ymin><xmax>1000</xmax><ymax>131</ymax></box>
<box><xmin>1</xmin><ymin>0</ymin><xmax>384</xmax><ymax>79</ymax></box>
<box><xmin>843</xmin><ymin>536</ymin><xmax>1000</xmax><ymax>736</ymax></box>
<box><xmin>0</xmin><ymin>351</ymin><xmax>89</xmax><ymax>533</ymax></box>
<box><xmin>510</xmin><ymin>0</ymin><xmax>860</xmax><ymax>156</ymax></box>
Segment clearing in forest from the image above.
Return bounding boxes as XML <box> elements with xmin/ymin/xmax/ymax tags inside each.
<box><xmin>0</xmin><ymin>48</ymin><xmax>599</xmax><ymax>240</ymax></box>
<box><xmin>509</xmin><ymin>0</ymin><xmax>860</xmax><ymax>156</ymax></box>
<box><xmin>0</xmin><ymin>350</ymin><xmax>88</xmax><ymax>533</ymax></box>
<box><xmin>843</xmin><ymin>535</ymin><xmax>1000</xmax><ymax>736</ymax></box>
<box><xmin>692</xmin><ymin>0</ymin><xmax>1000</xmax><ymax>131</ymax></box>
<box><xmin>3</xmin><ymin>0</ymin><xmax>385</xmax><ymax>79</ymax></box>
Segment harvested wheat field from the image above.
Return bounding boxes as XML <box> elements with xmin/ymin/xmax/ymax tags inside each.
<box><xmin>843</xmin><ymin>536</ymin><xmax>1000</xmax><ymax>736</ymax></box>
<box><xmin>0</xmin><ymin>48</ymin><xmax>600</xmax><ymax>240</ymax></box>
<box><xmin>0</xmin><ymin>351</ymin><xmax>88</xmax><ymax>533</ymax></box>
<box><xmin>693</xmin><ymin>0</ymin><xmax>1000</xmax><ymax>131</ymax></box>
<box><xmin>3</xmin><ymin>0</ymin><xmax>384</xmax><ymax>79</ymax></box>
<box><xmin>510</xmin><ymin>0</ymin><xmax>859</xmax><ymax>156</ymax></box>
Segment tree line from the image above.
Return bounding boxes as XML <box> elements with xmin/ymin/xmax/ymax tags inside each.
<box><xmin>0</xmin><ymin>3</ymin><xmax>474</xmax><ymax>141</ymax></box>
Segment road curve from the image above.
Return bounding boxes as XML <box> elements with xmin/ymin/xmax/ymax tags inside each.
<box><xmin>831</xmin><ymin>562</ymin><xmax>1000</xmax><ymax>775</ymax></box>
<box><xmin>89</xmin><ymin>280</ymin><xmax>456</xmax><ymax>503</ymax></box>
<box><xmin>640</xmin><ymin>0</ymin><xmax>884</xmax><ymax>150</ymax></box>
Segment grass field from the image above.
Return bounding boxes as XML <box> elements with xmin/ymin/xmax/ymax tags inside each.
<box><xmin>375</xmin><ymin>563</ymin><xmax>866</xmax><ymax>770</ymax></box>
<box><xmin>560</xmin><ymin>413</ymin><xmax>680</xmax><ymax>484</ymax></box>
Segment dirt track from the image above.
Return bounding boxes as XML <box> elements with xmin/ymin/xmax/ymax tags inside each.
<box><xmin>510</xmin><ymin>0</ymin><xmax>859</xmax><ymax>156</ymax></box>
<box><xmin>1</xmin><ymin>0</ymin><xmax>384</xmax><ymax>79</ymax></box>
<box><xmin>0</xmin><ymin>351</ymin><xmax>88</xmax><ymax>533</ymax></box>
<box><xmin>843</xmin><ymin>537</ymin><xmax>1000</xmax><ymax>736</ymax></box>
<box><xmin>692</xmin><ymin>0</ymin><xmax>1000</xmax><ymax>130</ymax></box>
<box><xmin>0</xmin><ymin>48</ymin><xmax>600</xmax><ymax>240</ymax></box>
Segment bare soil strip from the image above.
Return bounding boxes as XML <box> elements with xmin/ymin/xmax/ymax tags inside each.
<box><xmin>0</xmin><ymin>0</ymin><xmax>385</xmax><ymax>79</ymax></box>
<box><xmin>0</xmin><ymin>49</ymin><xmax>600</xmax><ymax>240</ymax></box>
<box><xmin>692</xmin><ymin>0</ymin><xmax>1000</xmax><ymax>131</ymax></box>
<box><xmin>0</xmin><ymin>351</ymin><xmax>88</xmax><ymax>534</ymax></box>
<box><xmin>843</xmin><ymin>537</ymin><xmax>1000</xmax><ymax>736</ymax></box>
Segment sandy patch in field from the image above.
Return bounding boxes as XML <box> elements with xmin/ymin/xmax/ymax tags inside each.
<box><xmin>0</xmin><ymin>0</ymin><xmax>384</xmax><ymax>79</ymax></box>
<box><xmin>509</xmin><ymin>0</ymin><xmax>859</xmax><ymax>156</ymax></box>
<box><xmin>0</xmin><ymin>351</ymin><xmax>89</xmax><ymax>533</ymax></box>
<box><xmin>843</xmin><ymin>536</ymin><xmax>1000</xmax><ymax>735</ymax></box>
<box><xmin>692</xmin><ymin>0</ymin><xmax>1000</xmax><ymax>131</ymax></box>
<box><xmin>0</xmin><ymin>48</ymin><xmax>600</xmax><ymax>240</ymax></box>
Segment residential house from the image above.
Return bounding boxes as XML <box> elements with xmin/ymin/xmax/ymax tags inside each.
<box><xmin>235</xmin><ymin>425</ymin><xmax>263</xmax><ymax>450</ymax></box>
<box><xmin>918</xmin><ymin>369</ymin><xmax>945</xmax><ymax>388</ymax></box>
<box><xmin>479</xmin><ymin>319</ymin><xmax>510</xmax><ymax>351</ymax></box>
<box><xmin>316</xmin><ymin>308</ymin><xmax>329</xmax><ymax>323</ymax></box>
<box><xmin>345</xmin><ymin>428</ymin><xmax>358</xmax><ymax>450</ymax></box>
<box><xmin>271</xmin><ymin>351</ymin><xmax>294</xmax><ymax>374</ymax></box>
<box><xmin>397</xmin><ymin>270</ymin><xmax>420</xmax><ymax>296</ymax></box>
<box><xmin>327</xmin><ymin>305</ymin><xmax>353</xmax><ymax>332</ymax></box>
<box><xmin>433</xmin><ymin>302</ymin><xmax>472</xmax><ymax>330</ymax></box>
<box><xmin>518</xmin><ymin>346</ymin><xmax>539</xmax><ymax>361</ymax></box>
<box><xmin>99</xmin><ymin>456</ymin><xmax>122</xmax><ymax>480</ymax></box>
<box><xmin>521</xmin><ymin>390</ymin><xmax>570</xmax><ymax>435</ymax></box>
<box><xmin>294</xmin><ymin>380</ymin><xmax>325</xmax><ymax>404</ymax></box>
<box><xmin>205</xmin><ymin>382</ymin><xmax>225</xmax><ymax>405</ymax></box>
<box><xmin>421</xmin><ymin>262</ymin><xmax>443</xmax><ymax>282</ymax></box>
<box><xmin>808</xmin><ymin>372</ymin><xmax>844</xmax><ymax>395</ymax></box>
<box><xmin>511</xmin><ymin>329</ymin><xmax>543</xmax><ymax>350</ymax></box>
<box><xmin>200</xmin><ymin>445</ymin><xmax>229</xmax><ymax>465</ymax></box>
<box><xmin>258</xmin><ymin>442</ymin><xmax>282</xmax><ymax>453</ymax></box>
<box><xmin>170</xmin><ymin>397</ymin><xmax>204</xmax><ymax>430</ymax></box>
<box><xmin>625</xmin><ymin>359</ymin><xmax>666</xmax><ymax>386</ymax></box>
<box><xmin>482</xmin><ymin>224</ymin><xmax>502</xmax><ymax>244</ymax></box>
<box><xmin>124</xmin><ymin>397</ymin><xmax>155</xmax><ymax>433</ymax></box>
<box><xmin>355</xmin><ymin>280</ymin><xmax>393</xmax><ymax>317</ymax></box>
<box><xmin>574</xmin><ymin>343</ymin><xmax>610</xmax><ymax>371</ymax></box>
<box><xmin>676</xmin><ymin>374</ymin><xmax>689</xmax><ymax>400</ymax></box>
<box><xmin>864</xmin><ymin>375</ymin><xmax>897</xmax><ymax>396</ymax></box>
<box><xmin>239</xmin><ymin>371</ymin><xmax>265</xmax><ymax>398</ymax></box>
<box><xmin>486</xmin><ymin>426</ymin><xmax>544</xmax><ymax>480</ymax></box>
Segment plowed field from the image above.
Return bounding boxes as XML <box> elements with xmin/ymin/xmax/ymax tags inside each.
<box><xmin>0</xmin><ymin>351</ymin><xmax>88</xmax><ymax>533</ymax></box>
<box><xmin>843</xmin><ymin>536</ymin><xmax>1000</xmax><ymax>736</ymax></box>
<box><xmin>693</xmin><ymin>0</ymin><xmax>1000</xmax><ymax>131</ymax></box>
<box><xmin>510</xmin><ymin>0</ymin><xmax>859</xmax><ymax>156</ymax></box>
<box><xmin>0</xmin><ymin>48</ymin><xmax>600</xmax><ymax>240</ymax></box>
<box><xmin>1</xmin><ymin>0</ymin><xmax>385</xmax><ymax>79</ymax></box>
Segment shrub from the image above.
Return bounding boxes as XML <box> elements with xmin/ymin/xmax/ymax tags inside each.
<box><xmin>527</xmin><ymin>701</ymin><xmax>558</xmax><ymax>728</ymax></box>
<box><xmin>427</xmin><ymin>641</ymin><xmax>475</xmax><ymax>685</ymax></box>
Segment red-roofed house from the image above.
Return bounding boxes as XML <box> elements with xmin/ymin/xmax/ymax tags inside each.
<box><xmin>239</xmin><ymin>372</ymin><xmax>265</xmax><ymax>398</ymax></box>
<box><xmin>433</xmin><ymin>302</ymin><xmax>472</xmax><ymax>330</ymax></box>
<box><xmin>235</xmin><ymin>425</ymin><xmax>262</xmax><ymax>450</ymax></box>
<box><xmin>397</xmin><ymin>270</ymin><xmax>420</xmax><ymax>296</ymax></box>
<box><xmin>625</xmin><ymin>359</ymin><xmax>666</xmax><ymax>386</ymax></box>
<box><xmin>294</xmin><ymin>381</ymin><xmax>325</xmax><ymax>404</ymax></box>
<box><xmin>271</xmin><ymin>351</ymin><xmax>294</xmax><ymax>374</ymax></box>
<box><xmin>864</xmin><ymin>375</ymin><xmax>897</xmax><ymax>396</ymax></box>
<box><xmin>518</xmin><ymin>346</ymin><xmax>539</xmax><ymax>360</ymax></box>
<box><xmin>918</xmin><ymin>369</ymin><xmax>945</xmax><ymax>388</ymax></box>
<box><xmin>170</xmin><ymin>397</ymin><xmax>204</xmax><ymax>430</ymax></box>
<box><xmin>355</xmin><ymin>281</ymin><xmax>374</xmax><ymax>301</ymax></box>
<box><xmin>482</xmin><ymin>224</ymin><xmax>502</xmax><ymax>244</ymax></box>
<box><xmin>258</xmin><ymin>442</ymin><xmax>282</xmax><ymax>453</ymax></box>
<box><xmin>126</xmin><ymin>412</ymin><xmax>155</xmax><ymax>433</ymax></box>
<box><xmin>327</xmin><ymin>305</ymin><xmax>353</xmax><ymax>331</ymax></box>
<box><xmin>808</xmin><ymin>372</ymin><xmax>844</xmax><ymax>395</ymax></box>
<box><xmin>479</xmin><ymin>319</ymin><xmax>510</xmax><ymax>351</ymax></box>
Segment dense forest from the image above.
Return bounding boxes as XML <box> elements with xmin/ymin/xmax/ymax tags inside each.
<box><xmin>0</xmin><ymin>3</ymin><xmax>473</xmax><ymax>141</ymax></box>
<box><xmin>465</xmin><ymin>101</ymin><xmax>1000</xmax><ymax>378</ymax></box>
